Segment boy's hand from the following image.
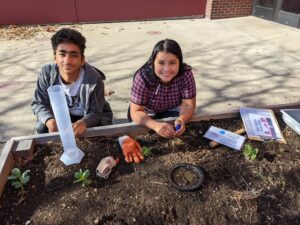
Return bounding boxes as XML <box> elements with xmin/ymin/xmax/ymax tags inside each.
<box><xmin>46</xmin><ymin>118</ymin><xmax>58</xmax><ymax>132</ymax></box>
<box><xmin>72</xmin><ymin>119</ymin><xmax>86</xmax><ymax>137</ymax></box>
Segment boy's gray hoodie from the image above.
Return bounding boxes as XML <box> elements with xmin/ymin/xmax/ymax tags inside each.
<box><xmin>31</xmin><ymin>63</ymin><xmax>112</xmax><ymax>127</ymax></box>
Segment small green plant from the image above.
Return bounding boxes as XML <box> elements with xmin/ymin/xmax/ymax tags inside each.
<box><xmin>8</xmin><ymin>168</ymin><xmax>30</xmax><ymax>192</ymax></box>
<box><xmin>142</xmin><ymin>146</ymin><xmax>151</xmax><ymax>157</ymax></box>
<box><xmin>73</xmin><ymin>169</ymin><xmax>91</xmax><ymax>187</ymax></box>
<box><xmin>243</xmin><ymin>144</ymin><xmax>259</xmax><ymax>160</ymax></box>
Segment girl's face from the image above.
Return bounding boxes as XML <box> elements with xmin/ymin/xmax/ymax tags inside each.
<box><xmin>153</xmin><ymin>51</ymin><xmax>180</xmax><ymax>84</ymax></box>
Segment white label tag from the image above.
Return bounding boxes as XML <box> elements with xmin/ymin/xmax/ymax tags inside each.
<box><xmin>204</xmin><ymin>126</ymin><xmax>246</xmax><ymax>150</ymax></box>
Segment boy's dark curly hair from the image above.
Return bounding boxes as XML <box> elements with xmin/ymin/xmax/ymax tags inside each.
<box><xmin>51</xmin><ymin>28</ymin><xmax>86</xmax><ymax>56</ymax></box>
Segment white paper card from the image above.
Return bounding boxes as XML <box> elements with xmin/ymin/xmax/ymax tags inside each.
<box><xmin>204</xmin><ymin>126</ymin><xmax>246</xmax><ymax>150</ymax></box>
<box><xmin>240</xmin><ymin>107</ymin><xmax>284</xmax><ymax>142</ymax></box>
<box><xmin>248</xmin><ymin>113</ymin><xmax>275</xmax><ymax>138</ymax></box>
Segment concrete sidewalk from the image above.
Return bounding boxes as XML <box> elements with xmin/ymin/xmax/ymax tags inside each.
<box><xmin>1</xmin><ymin>16</ymin><xmax>300</xmax><ymax>147</ymax></box>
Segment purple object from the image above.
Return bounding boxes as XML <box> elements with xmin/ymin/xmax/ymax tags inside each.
<box><xmin>175</xmin><ymin>124</ymin><xmax>181</xmax><ymax>132</ymax></box>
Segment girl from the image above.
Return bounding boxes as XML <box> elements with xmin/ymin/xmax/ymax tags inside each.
<box><xmin>129</xmin><ymin>39</ymin><xmax>196</xmax><ymax>138</ymax></box>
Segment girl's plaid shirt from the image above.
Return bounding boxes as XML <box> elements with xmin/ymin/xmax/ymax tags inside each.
<box><xmin>130</xmin><ymin>67</ymin><xmax>196</xmax><ymax>113</ymax></box>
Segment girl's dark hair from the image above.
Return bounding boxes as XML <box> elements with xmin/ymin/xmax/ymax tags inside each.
<box><xmin>51</xmin><ymin>28</ymin><xmax>86</xmax><ymax>56</ymax></box>
<box><xmin>135</xmin><ymin>39</ymin><xmax>190</xmax><ymax>79</ymax></box>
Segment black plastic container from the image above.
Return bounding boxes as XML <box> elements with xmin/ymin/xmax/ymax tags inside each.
<box><xmin>168</xmin><ymin>163</ymin><xmax>204</xmax><ymax>191</ymax></box>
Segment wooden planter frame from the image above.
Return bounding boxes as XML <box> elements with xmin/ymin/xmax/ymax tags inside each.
<box><xmin>1</xmin><ymin>102</ymin><xmax>300</xmax><ymax>196</ymax></box>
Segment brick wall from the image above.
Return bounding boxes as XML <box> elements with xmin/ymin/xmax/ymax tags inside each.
<box><xmin>206</xmin><ymin>0</ymin><xmax>253</xmax><ymax>19</ymax></box>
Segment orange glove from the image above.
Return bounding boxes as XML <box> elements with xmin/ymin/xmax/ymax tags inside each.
<box><xmin>118</xmin><ymin>135</ymin><xmax>144</xmax><ymax>164</ymax></box>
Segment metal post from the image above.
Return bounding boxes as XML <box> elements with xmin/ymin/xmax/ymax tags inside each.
<box><xmin>273</xmin><ymin>0</ymin><xmax>283</xmax><ymax>20</ymax></box>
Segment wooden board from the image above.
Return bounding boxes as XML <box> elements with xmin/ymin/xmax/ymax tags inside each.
<box><xmin>14</xmin><ymin>139</ymin><xmax>35</xmax><ymax>159</ymax></box>
<box><xmin>11</xmin><ymin>102</ymin><xmax>300</xmax><ymax>144</ymax></box>
<box><xmin>0</xmin><ymin>140</ymin><xmax>15</xmax><ymax>195</ymax></box>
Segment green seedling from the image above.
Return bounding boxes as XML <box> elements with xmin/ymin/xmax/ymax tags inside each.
<box><xmin>142</xmin><ymin>146</ymin><xmax>151</xmax><ymax>157</ymax></box>
<box><xmin>73</xmin><ymin>169</ymin><xmax>92</xmax><ymax>187</ymax></box>
<box><xmin>243</xmin><ymin>144</ymin><xmax>259</xmax><ymax>160</ymax></box>
<box><xmin>8</xmin><ymin>168</ymin><xmax>30</xmax><ymax>192</ymax></box>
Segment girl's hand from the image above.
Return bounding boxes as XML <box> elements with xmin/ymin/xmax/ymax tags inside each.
<box><xmin>174</xmin><ymin>118</ymin><xmax>185</xmax><ymax>136</ymax></box>
<box><xmin>154</xmin><ymin>122</ymin><xmax>176</xmax><ymax>138</ymax></box>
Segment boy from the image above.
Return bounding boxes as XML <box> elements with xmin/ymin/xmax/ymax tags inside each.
<box><xmin>32</xmin><ymin>28</ymin><xmax>112</xmax><ymax>137</ymax></box>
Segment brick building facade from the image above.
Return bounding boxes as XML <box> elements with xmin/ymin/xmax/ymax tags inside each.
<box><xmin>206</xmin><ymin>0</ymin><xmax>300</xmax><ymax>28</ymax></box>
<box><xmin>206</xmin><ymin>0</ymin><xmax>253</xmax><ymax>19</ymax></box>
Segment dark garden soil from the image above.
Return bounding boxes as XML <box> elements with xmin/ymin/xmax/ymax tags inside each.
<box><xmin>1</xmin><ymin>116</ymin><xmax>300</xmax><ymax>225</ymax></box>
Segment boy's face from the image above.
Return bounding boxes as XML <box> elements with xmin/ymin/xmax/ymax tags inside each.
<box><xmin>54</xmin><ymin>42</ymin><xmax>85</xmax><ymax>80</ymax></box>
